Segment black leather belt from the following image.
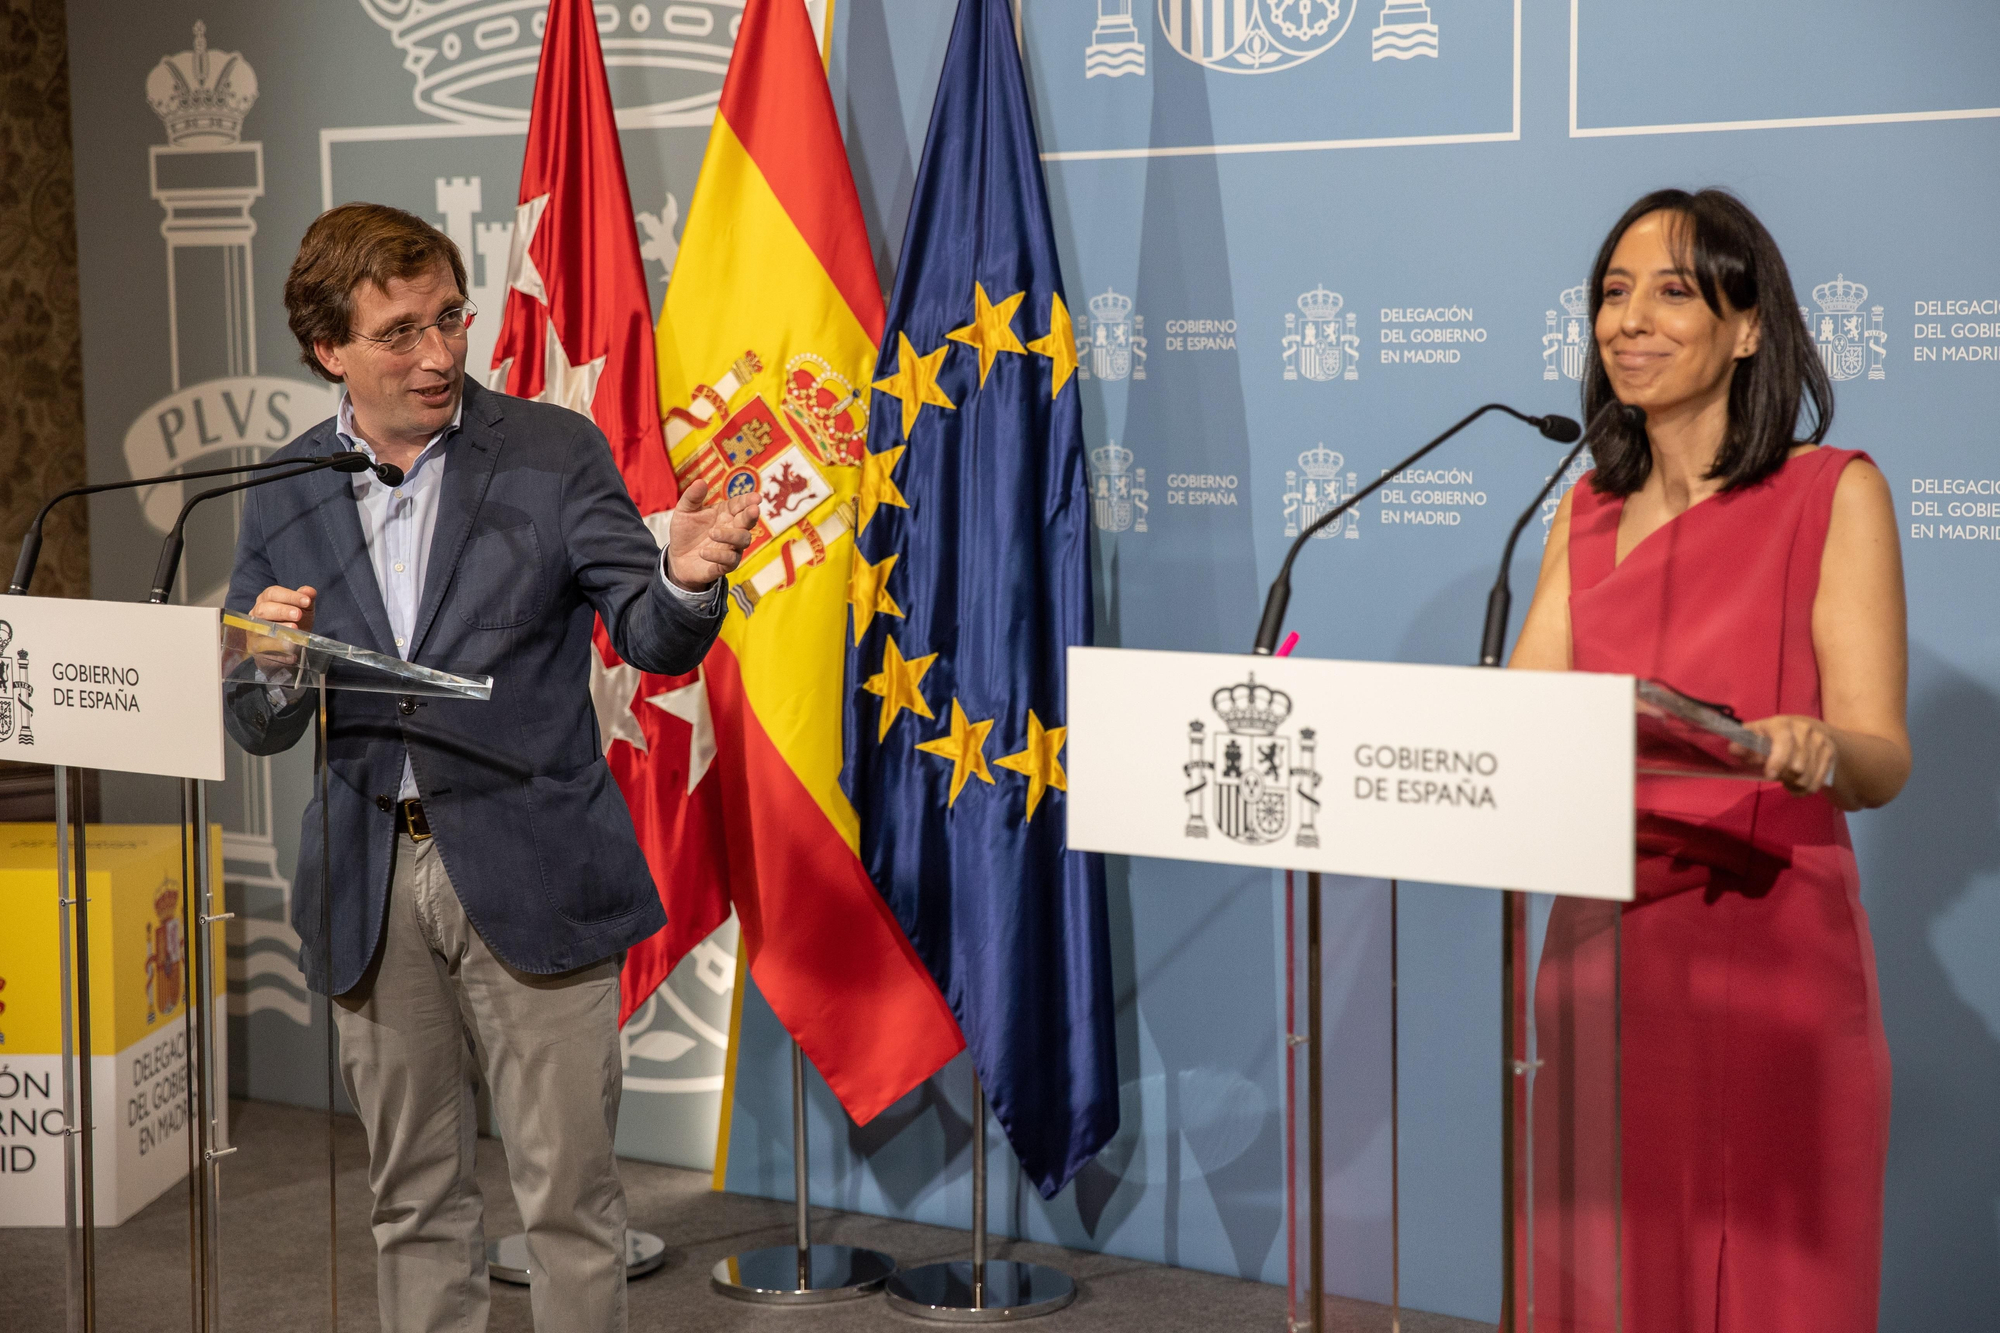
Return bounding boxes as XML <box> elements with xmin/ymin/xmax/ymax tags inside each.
<box><xmin>395</xmin><ymin>798</ymin><xmax>431</xmax><ymax>841</ymax></box>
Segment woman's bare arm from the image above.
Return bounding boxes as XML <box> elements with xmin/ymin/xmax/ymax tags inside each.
<box><xmin>1749</xmin><ymin>459</ymin><xmax>1911</xmax><ymax>809</ymax></box>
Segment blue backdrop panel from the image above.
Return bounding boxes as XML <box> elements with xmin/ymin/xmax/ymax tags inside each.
<box><xmin>1574</xmin><ymin>0</ymin><xmax>2000</xmax><ymax>129</ymax></box>
<box><xmin>712</xmin><ymin>2</ymin><xmax>2000</xmax><ymax>1326</ymax></box>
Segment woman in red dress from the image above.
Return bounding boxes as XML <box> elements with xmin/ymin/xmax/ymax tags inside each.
<box><xmin>1510</xmin><ymin>189</ymin><xmax>1911</xmax><ymax>1332</ymax></box>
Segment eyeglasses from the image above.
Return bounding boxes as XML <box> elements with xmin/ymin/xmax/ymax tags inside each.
<box><xmin>351</xmin><ymin>303</ymin><xmax>477</xmax><ymax>356</ymax></box>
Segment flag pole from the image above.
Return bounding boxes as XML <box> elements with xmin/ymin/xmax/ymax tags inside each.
<box><xmin>794</xmin><ymin>1040</ymin><xmax>811</xmax><ymax>1288</ymax></box>
<box><xmin>708</xmin><ymin>1039</ymin><xmax>896</xmax><ymax>1303</ymax></box>
<box><xmin>882</xmin><ymin>1066</ymin><xmax>1078</xmax><ymax>1321</ymax></box>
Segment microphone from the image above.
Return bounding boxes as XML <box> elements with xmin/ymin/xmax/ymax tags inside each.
<box><xmin>146</xmin><ymin>451</ymin><xmax>403</xmax><ymax>605</ymax></box>
<box><xmin>8</xmin><ymin>451</ymin><xmax>391</xmax><ymax>595</ymax></box>
<box><xmin>1250</xmin><ymin>404</ymin><xmax>1584</xmax><ymax>655</ymax></box>
<box><xmin>1476</xmin><ymin>401</ymin><xmax>1645</xmax><ymax>667</ymax></box>
<box><xmin>1535</xmin><ymin>414</ymin><xmax>1584</xmax><ymax>444</ymax></box>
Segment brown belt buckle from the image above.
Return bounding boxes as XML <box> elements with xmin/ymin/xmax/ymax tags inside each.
<box><xmin>400</xmin><ymin>798</ymin><xmax>432</xmax><ymax>842</ymax></box>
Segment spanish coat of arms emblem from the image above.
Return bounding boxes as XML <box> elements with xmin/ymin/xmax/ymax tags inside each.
<box><xmin>145</xmin><ymin>880</ymin><xmax>185</xmax><ymax>1023</ymax></box>
<box><xmin>1542</xmin><ymin>284</ymin><xmax>1590</xmax><ymax>382</ymax></box>
<box><xmin>1284</xmin><ymin>286</ymin><xmax>1360</xmax><ymax>383</ymax></box>
<box><xmin>1080</xmin><ymin>288</ymin><xmax>1146</xmax><ymax>382</ymax></box>
<box><xmin>1283</xmin><ymin>444</ymin><xmax>1358</xmax><ymax>541</ymax></box>
<box><xmin>1803</xmin><ymin>275</ymin><xmax>1887</xmax><ymax>383</ymax></box>
<box><xmin>1184</xmin><ymin>675</ymin><xmax>1322</xmax><ymax>847</ymax></box>
<box><xmin>1158</xmin><ymin>0</ymin><xmax>1355</xmax><ymax>74</ymax></box>
<box><xmin>0</xmin><ymin>621</ymin><xmax>32</xmax><ymax>746</ymax></box>
<box><xmin>664</xmin><ymin>351</ymin><xmax>870</xmax><ymax>617</ymax></box>
<box><xmin>1090</xmin><ymin>443</ymin><xmax>1149</xmax><ymax>534</ymax></box>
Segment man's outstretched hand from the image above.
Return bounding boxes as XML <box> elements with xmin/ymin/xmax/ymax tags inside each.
<box><xmin>666</xmin><ymin>479</ymin><xmax>760</xmax><ymax>591</ymax></box>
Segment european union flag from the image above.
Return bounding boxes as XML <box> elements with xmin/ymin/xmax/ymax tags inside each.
<box><xmin>841</xmin><ymin>0</ymin><xmax>1117</xmax><ymax>1197</ymax></box>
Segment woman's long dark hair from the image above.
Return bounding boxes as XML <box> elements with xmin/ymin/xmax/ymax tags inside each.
<box><xmin>1584</xmin><ymin>188</ymin><xmax>1834</xmax><ymax>496</ymax></box>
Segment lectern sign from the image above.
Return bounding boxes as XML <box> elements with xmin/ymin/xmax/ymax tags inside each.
<box><xmin>1067</xmin><ymin>647</ymin><xmax>1636</xmax><ymax>902</ymax></box>
<box><xmin>0</xmin><ymin>596</ymin><xmax>224</xmax><ymax>781</ymax></box>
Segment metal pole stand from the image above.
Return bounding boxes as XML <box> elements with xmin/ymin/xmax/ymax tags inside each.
<box><xmin>710</xmin><ymin>1041</ymin><xmax>896</xmax><ymax>1302</ymax></box>
<box><xmin>884</xmin><ymin>1071</ymin><xmax>1076</xmax><ymax>1322</ymax></box>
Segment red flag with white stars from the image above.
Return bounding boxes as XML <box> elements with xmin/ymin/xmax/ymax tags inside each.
<box><xmin>490</xmin><ymin>0</ymin><xmax>731</xmax><ymax>1024</ymax></box>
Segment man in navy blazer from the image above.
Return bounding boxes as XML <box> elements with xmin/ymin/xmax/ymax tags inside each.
<box><xmin>227</xmin><ymin>203</ymin><xmax>754</xmax><ymax>1333</ymax></box>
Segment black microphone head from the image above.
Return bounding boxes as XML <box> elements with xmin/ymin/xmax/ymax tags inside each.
<box><xmin>1537</xmin><ymin>414</ymin><xmax>1583</xmax><ymax>444</ymax></box>
<box><xmin>328</xmin><ymin>451</ymin><xmax>372</xmax><ymax>474</ymax></box>
<box><xmin>1617</xmin><ymin>402</ymin><xmax>1647</xmax><ymax>430</ymax></box>
<box><xmin>372</xmin><ymin>462</ymin><xmax>407</xmax><ymax>487</ymax></box>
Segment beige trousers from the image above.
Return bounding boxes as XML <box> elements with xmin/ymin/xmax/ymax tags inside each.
<box><xmin>334</xmin><ymin>832</ymin><xmax>627</xmax><ymax>1333</ymax></box>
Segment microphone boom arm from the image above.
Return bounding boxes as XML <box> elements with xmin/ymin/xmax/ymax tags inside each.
<box><xmin>146</xmin><ymin>456</ymin><xmax>381</xmax><ymax>605</ymax></box>
<box><xmin>1251</xmin><ymin>403</ymin><xmax>1571</xmax><ymax>655</ymax></box>
<box><xmin>1476</xmin><ymin>400</ymin><xmax>1640</xmax><ymax>668</ymax></box>
<box><xmin>8</xmin><ymin>455</ymin><xmax>346</xmax><ymax>596</ymax></box>
<box><xmin>147</xmin><ymin>465</ymin><xmax>331</xmax><ymax>605</ymax></box>
<box><xmin>1476</xmin><ymin>436</ymin><xmax>1593</xmax><ymax>667</ymax></box>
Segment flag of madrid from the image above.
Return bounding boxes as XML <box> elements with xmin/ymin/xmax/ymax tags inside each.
<box><xmin>489</xmin><ymin>0</ymin><xmax>731</xmax><ymax>1024</ymax></box>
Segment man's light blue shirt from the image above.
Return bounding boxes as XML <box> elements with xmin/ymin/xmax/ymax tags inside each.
<box><xmin>336</xmin><ymin>392</ymin><xmax>457</xmax><ymax>800</ymax></box>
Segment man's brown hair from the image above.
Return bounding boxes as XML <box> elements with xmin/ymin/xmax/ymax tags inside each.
<box><xmin>284</xmin><ymin>202</ymin><xmax>468</xmax><ymax>383</ymax></box>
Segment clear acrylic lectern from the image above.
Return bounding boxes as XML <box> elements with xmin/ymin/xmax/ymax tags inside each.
<box><xmin>43</xmin><ymin>608</ymin><xmax>487</xmax><ymax>1333</ymax></box>
<box><xmin>1059</xmin><ymin>646</ymin><xmax>1777</xmax><ymax>1333</ymax></box>
<box><xmin>1280</xmin><ymin>678</ymin><xmax>1770</xmax><ymax>1333</ymax></box>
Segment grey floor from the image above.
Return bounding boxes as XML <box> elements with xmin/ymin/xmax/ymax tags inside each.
<box><xmin>0</xmin><ymin>1100</ymin><xmax>1489</xmax><ymax>1333</ymax></box>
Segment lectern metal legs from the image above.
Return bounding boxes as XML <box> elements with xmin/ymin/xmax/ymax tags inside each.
<box><xmin>883</xmin><ymin>1073</ymin><xmax>1076</xmax><ymax>1322</ymax></box>
<box><xmin>184</xmin><ymin>778</ymin><xmax>234</xmax><ymax>1329</ymax></box>
<box><xmin>52</xmin><ymin>769</ymin><xmax>231</xmax><ymax>1332</ymax></box>
<box><xmin>1390</xmin><ymin>880</ymin><xmax>1401</xmax><ymax>1333</ymax></box>
<box><xmin>1289</xmin><ymin>874</ymin><xmax>1403</xmax><ymax>1333</ymax></box>
<box><xmin>1306</xmin><ymin>870</ymin><xmax>1325</xmax><ymax>1333</ymax></box>
<box><xmin>708</xmin><ymin>1040</ymin><xmax>896</xmax><ymax>1302</ymax></box>
<box><xmin>1500</xmin><ymin>889</ymin><xmax>1531</xmax><ymax>1333</ymax></box>
<box><xmin>179</xmin><ymin>782</ymin><xmax>201</xmax><ymax>1333</ymax></box>
<box><xmin>54</xmin><ymin>764</ymin><xmax>93</xmax><ymax>1333</ymax></box>
<box><xmin>317</xmin><ymin>684</ymin><xmax>340</xmax><ymax>1332</ymax></box>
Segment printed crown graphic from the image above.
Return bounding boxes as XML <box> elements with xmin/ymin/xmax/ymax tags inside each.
<box><xmin>1213</xmin><ymin>675</ymin><xmax>1293</xmax><ymax>736</ymax></box>
<box><xmin>146</xmin><ymin>23</ymin><xmax>258</xmax><ymax>147</ymax></box>
<box><xmin>1297</xmin><ymin>286</ymin><xmax>1344</xmax><ymax>322</ymax></box>
<box><xmin>1297</xmin><ymin>443</ymin><xmax>1345</xmax><ymax>479</ymax></box>
<box><xmin>360</xmin><ymin>0</ymin><xmax>735</xmax><ymax>124</ymax></box>
<box><xmin>1090</xmin><ymin>442</ymin><xmax>1134</xmax><ymax>475</ymax></box>
<box><xmin>1812</xmin><ymin>274</ymin><xmax>1868</xmax><ymax>314</ymax></box>
<box><xmin>1559</xmin><ymin>283</ymin><xmax>1590</xmax><ymax>318</ymax></box>
<box><xmin>1088</xmin><ymin>288</ymin><xmax>1133</xmax><ymax>322</ymax></box>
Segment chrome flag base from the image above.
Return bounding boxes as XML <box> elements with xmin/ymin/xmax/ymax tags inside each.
<box><xmin>885</xmin><ymin>1260</ymin><xmax>1077</xmax><ymax>1323</ymax></box>
<box><xmin>487</xmin><ymin>1229</ymin><xmax>667</xmax><ymax>1286</ymax></box>
<box><xmin>708</xmin><ymin>1041</ymin><xmax>899</xmax><ymax>1303</ymax></box>
<box><xmin>887</xmin><ymin>1073</ymin><xmax>1075</xmax><ymax>1322</ymax></box>
<box><xmin>711</xmin><ymin>1243</ymin><xmax>896</xmax><ymax>1303</ymax></box>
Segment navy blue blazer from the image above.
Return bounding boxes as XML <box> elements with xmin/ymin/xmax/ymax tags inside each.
<box><xmin>225</xmin><ymin>380</ymin><xmax>722</xmax><ymax>995</ymax></box>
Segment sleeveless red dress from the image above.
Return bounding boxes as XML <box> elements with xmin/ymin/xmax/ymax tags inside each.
<box><xmin>1535</xmin><ymin>447</ymin><xmax>1892</xmax><ymax>1332</ymax></box>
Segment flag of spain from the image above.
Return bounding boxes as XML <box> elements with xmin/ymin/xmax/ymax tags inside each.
<box><xmin>655</xmin><ymin>0</ymin><xmax>965</xmax><ymax>1126</ymax></box>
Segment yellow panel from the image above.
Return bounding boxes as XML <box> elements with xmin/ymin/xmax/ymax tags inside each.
<box><xmin>0</xmin><ymin>824</ymin><xmax>224</xmax><ymax>1056</ymax></box>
